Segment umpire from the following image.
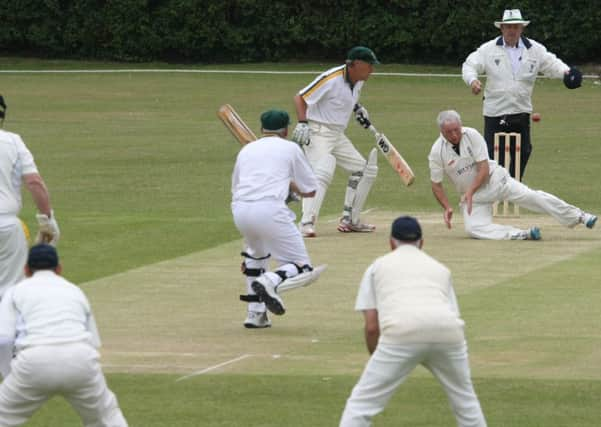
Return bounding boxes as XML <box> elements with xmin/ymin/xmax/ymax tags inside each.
<box><xmin>462</xmin><ymin>9</ymin><xmax>582</xmax><ymax>180</ymax></box>
<box><xmin>339</xmin><ymin>216</ymin><xmax>486</xmax><ymax>427</ymax></box>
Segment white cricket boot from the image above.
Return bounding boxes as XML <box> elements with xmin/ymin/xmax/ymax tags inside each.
<box><xmin>252</xmin><ymin>275</ymin><xmax>286</xmax><ymax>315</ymax></box>
<box><xmin>244</xmin><ymin>311</ymin><xmax>271</xmax><ymax>329</ymax></box>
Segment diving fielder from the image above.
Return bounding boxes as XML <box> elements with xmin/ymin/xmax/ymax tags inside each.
<box><xmin>339</xmin><ymin>216</ymin><xmax>487</xmax><ymax>427</ymax></box>
<box><xmin>232</xmin><ymin>109</ymin><xmax>325</xmax><ymax>328</ymax></box>
<box><xmin>292</xmin><ymin>46</ymin><xmax>379</xmax><ymax>237</ymax></box>
<box><xmin>429</xmin><ymin>110</ymin><xmax>597</xmax><ymax>240</ymax></box>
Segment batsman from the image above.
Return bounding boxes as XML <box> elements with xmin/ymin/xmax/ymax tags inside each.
<box><xmin>292</xmin><ymin>46</ymin><xmax>380</xmax><ymax>237</ymax></box>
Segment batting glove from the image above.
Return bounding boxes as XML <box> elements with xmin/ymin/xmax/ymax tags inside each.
<box><xmin>292</xmin><ymin>122</ymin><xmax>310</xmax><ymax>145</ymax></box>
<box><xmin>34</xmin><ymin>210</ymin><xmax>60</xmax><ymax>246</ymax></box>
<box><xmin>354</xmin><ymin>104</ymin><xmax>370</xmax><ymax>128</ymax></box>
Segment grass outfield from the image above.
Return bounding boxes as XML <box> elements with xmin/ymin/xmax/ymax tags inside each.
<box><xmin>1</xmin><ymin>59</ymin><xmax>600</xmax><ymax>426</ymax></box>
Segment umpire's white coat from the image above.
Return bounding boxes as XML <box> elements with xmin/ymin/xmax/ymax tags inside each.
<box><xmin>0</xmin><ymin>270</ymin><xmax>128</xmax><ymax>427</ymax></box>
<box><xmin>462</xmin><ymin>36</ymin><xmax>569</xmax><ymax>116</ymax></box>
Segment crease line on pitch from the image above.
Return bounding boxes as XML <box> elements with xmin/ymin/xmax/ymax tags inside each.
<box><xmin>175</xmin><ymin>354</ymin><xmax>252</xmax><ymax>382</ymax></box>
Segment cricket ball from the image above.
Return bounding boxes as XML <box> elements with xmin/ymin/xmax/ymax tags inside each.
<box><xmin>532</xmin><ymin>112</ymin><xmax>541</xmax><ymax>122</ymax></box>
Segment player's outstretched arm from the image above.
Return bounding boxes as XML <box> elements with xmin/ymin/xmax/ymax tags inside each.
<box><xmin>431</xmin><ymin>181</ymin><xmax>453</xmax><ymax>229</ymax></box>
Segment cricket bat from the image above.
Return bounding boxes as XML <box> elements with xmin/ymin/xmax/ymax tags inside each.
<box><xmin>217</xmin><ymin>104</ymin><xmax>257</xmax><ymax>145</ymax></box>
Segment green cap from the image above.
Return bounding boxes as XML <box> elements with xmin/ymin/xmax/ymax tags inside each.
<box><xmin>260</xmin><ymin>109</ymin><xmax>290</xmax><ymax>132</ymax></box>
<box><xmin>347</xmin><ymin>46</ymin><xmax>380</xmax><ymax>64</ymax></box>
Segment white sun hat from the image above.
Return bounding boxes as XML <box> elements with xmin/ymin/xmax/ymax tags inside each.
<box><xmin>494</xmin><ymin>9</ymin><xmax>530</xmax><ymax>28</ymax></box>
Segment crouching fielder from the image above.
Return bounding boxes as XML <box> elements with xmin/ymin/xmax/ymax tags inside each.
<box><xmin>0</xmin><ymin>244</ymin><xmax>128</xmax><ymax>427</ymax></box>
<box><xmin>428</xmin><ymin>110</ymin><xmax>597</xmax><ymax>240</ymax></box>
<box><xmin>232</xmin><ymin>109</ymin><xmax>327</xmax><ymax>328</ymax></box>
<box><xmin>339</xmin><ymin>216</ymin><xmax>486</xmax><ymax>427</ymax></box>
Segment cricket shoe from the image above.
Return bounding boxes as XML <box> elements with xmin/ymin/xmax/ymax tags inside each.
<box><xmin>581</xmin><ymin>212</ymin><xmax>597</xmax><ymax>229</ymax></box>
<box><xmin>337</xmin><ymin>218</ymin><xmax>375</xmax><ymax>233</ymax></box>
<box><xmin>251</xmin><ymin>275</ymin><xmax>286</xmax><ymax>316</ymax></box>
<box><xmin>243</xmin><ymin>311</ymin><xmax>271</xmax><ymax>329</ymax></box>
<box><xmin>527</xmin><ymin>226</ymin><xmax>542</xmax><ymax>241</ymax></box>
<box><xmin>299</xmin><ymin>221</ymin><xmax>316</xmax><ymax>238</ymax></box>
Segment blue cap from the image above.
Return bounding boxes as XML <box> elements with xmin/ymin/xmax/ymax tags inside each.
<box><xmin>27</xmin><ymin>244</ymin><xmax>59</xmax><ymax>270</ymax></box>
<box><xmin>391</xmin><ymin>216</ymin><xmax>422</xmax><ymax>241</ymax></box>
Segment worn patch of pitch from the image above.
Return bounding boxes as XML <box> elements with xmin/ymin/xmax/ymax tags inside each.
<box><xmin>83</xmin><ymin>211</ymin><xmax>600</xmax><ymax>378</ymax></box>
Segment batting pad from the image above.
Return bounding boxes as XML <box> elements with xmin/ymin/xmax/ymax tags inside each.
<box><xmin>276</xmin><ymin>264</ymin><xmax>328</xmax><ymax>293</ymax></box>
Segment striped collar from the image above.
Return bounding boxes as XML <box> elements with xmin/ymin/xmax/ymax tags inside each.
<box><xmin>496</xmin><ymin>36</ymin><xmax>532</xmax><ymax>49</ymax></box>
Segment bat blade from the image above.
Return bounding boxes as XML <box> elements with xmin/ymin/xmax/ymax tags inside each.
<box><xmin>217</xmin><ymin>104</ymin><xmax>257</xmax><ymax>145</ymax></box>
<box><xmin>369</xmin><ymin>126</ymin><xmax>415</xmax><ymax>186</ymax></box>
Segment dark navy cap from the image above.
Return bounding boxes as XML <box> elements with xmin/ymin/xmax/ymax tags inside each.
<box><xmin>391</xmin><ymin>216</ymin><xmax>422</xmax><ymax>241</ymax></box>
<box><xmin>27</xmin><ymin>244</ymin><xmax>59</xmax><ymax>270</ymax></box>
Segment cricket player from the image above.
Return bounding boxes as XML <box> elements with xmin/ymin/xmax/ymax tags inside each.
<box><xmin>0</xmin><ymin>95</ymin><xmax>59</xmax><ymax>301</ymax></box>
<box><xmin>0</xmin><ymin>244</ymin><xmax>128</xmax><ymax>426</ymax></box>
<box><xmin>232</xmin><ymin>109</ymin><xmax>326</xmax><ymax>328</ymax></box>
<box><xmin>462</xmin><ymin>9</ymin><xmax>582</xmax><ymax>180</ymax></box>
<box><xmin>429</xmin><ymin>110</ymin><xmax>597</xmax><ymax>240</ymax></box>
<box><xmin>292</xmin><ymin>46</ymin><xmax>379</xmax><ymax>237</ymax></box>
<box><xmin>339</xmin><ymin>216</ymin><xmax>487</xmax><ymax>427</ymax></box>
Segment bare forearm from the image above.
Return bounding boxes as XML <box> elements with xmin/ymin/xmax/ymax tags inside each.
<box><xmin>431</xmin><ymin>182</ymin><xmax>451</xmax><ymax>210</ymax></box>
<box><xmin>24</xmin><ymin>173</ymin><xmax>51</xmax><ymax>216</ymax></box>
<box><xmin>466</xmin><ymin>161</ymin><xmax>489</xmax><ymax>196</ymax></box>
<box><xmin>293</xmin><ymin>95</ymin><xmax>308</xmax><ymax>122</ymax></box>
<box><xmin>365</xmin><ymin>328</ymin><xmax>379</xmax><ymax>354</ymax></box>
<box><xmin>290</xmin><ymin>182</ymin><xmax>315</xmax><ymax>198</ymax></box>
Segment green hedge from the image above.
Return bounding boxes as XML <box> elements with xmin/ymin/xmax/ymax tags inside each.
<box><xmin>1</xmin><ymin>0</ymin><xmax>599</xmax><ymax>64</ymax></box>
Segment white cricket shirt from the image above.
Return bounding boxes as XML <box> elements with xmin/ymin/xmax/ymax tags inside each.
<box><xmin>0</xmin><ymin>130</ymin><xmax>39</xmax><ymax>222</ymax></box>
<box><xmin>232</xmin><ymin>136</ymin><xmax>317</xmax><ymax>203</ymax></box>
<box><xmin>428</xmin><ymin>127</ymin><xmax>498</xmax><ymax>194</ymax></box>
<box><xmin>355</xmin><ymin>245</ymin><xmax>464</xmax><ymax>344</ymax></box>
<box><xmin>0</xmin><ymin>270</ymin><xmax>101</xmax><ymax>352</ymax></box>
<box><xmin>298</xmin><ymin>64</ymin><xmax>364</xmax><ymax>130</ymax></box>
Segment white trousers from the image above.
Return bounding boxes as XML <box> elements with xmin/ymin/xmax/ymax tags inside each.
<box><xmin>232</xmin><ymin>200</ymin><xmax>311</xmax><ymax>312</ymax></box>
<box><xmin>301</xmin><ymin>122</ymin><xmax>366</xmax><ymax>224</ymax></box>
<box><xmin>0</xmin><ymin>218</ymin><xmax>27</xmax><ymax>300</ymax></box>
<box><xmin>463</xmin><ymin>167</ymin><xmax>583</xmax><ymax>240</ymax></box>
<box><xmin>0</xmin><ymin>342</ymin><xmax>127</xmax><ymax>427</ymax></box>
<box><xmin>339</xmin><ymin>341</ymin><xmax>486</xmax><ymax>427</ymax></box>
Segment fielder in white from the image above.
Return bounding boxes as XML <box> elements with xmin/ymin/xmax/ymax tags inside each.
<box><xmin>232</xmin><ymin>109</ymin><xmax>326</xmax><ymax>328</ymax></box>
<box><xmin>0</xmin><ymin>244</ymin><xmax>128</xmax><ymax>427</ymax></box>
<box><xmin>0</xmin><ymin>96</ymin><xmax>59</xmax><ymax>301</ymax></box>
<box><xmin>429</xmin><ymin>110</ymin><xmax>597</xmax><ymax>240</ymax></box>
<box><xmin>292</xmin><ymin>46</ymin><xmax>379</xmax><ymax>237</ymax></box>
<box><xmin>339</xmin><ymin>216</ymin><xmax>487</xmax><ymax>427</ymax></box>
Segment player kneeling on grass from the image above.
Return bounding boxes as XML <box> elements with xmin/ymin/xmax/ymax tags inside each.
<box><xmin>339</xmin><ymin>216</ymin><xmax>487</xmax><ymax>427</ymax></box>
<box><xmin>429</xmin><ymin>110</ymin><xmax>597</xmax><ymax>240</ymax></box>
<box><xmin>0</xmin><ymin>244</ymin><xmax>128</xmax><ymax>427</ymax></box>
<box><xmin>231</xmin><ymin>109</ymin><xmax>327</xmax><ymax>328</ymax></box>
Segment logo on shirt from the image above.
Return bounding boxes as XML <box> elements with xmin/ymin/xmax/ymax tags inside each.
<box><xmin>495</xmin><ymin>59</ymin><xmax>500</xmax><ymax>66</ymax></box>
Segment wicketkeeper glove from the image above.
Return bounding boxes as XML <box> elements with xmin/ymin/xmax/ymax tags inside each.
<box><xmin>354</xmin><ymin>104</ymin><xmax>371</xmax><ymax>129</ymax></box>
<box><xmin>563</xmin><ymin>67</ymin><xmax>582</xmax><ymax>89</ymax></box>
<box><xmin>291</xmin><ymin>122</ymin><xmax>310</xmax><ymax>145</ymax></box>
<box><xmin>34</xmin><ymin>210</ymin><xmax>60</xmax><ymax>246</ymax></box>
